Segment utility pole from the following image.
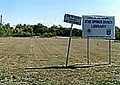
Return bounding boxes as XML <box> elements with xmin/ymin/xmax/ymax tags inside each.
<box><xmin>0</xmin><ymin>15</ymin><xmax>2</xmax><ymax>26</ymax></box>
<box><xmin>0</xmin><ymin>15</ymin><xmax>2</xmax><ymax>24</ymax></box>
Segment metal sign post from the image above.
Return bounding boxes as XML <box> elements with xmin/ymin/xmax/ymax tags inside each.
<box><xmin>64</xmin><ymin>14</ymin><xmax>81</xmax><ymax>67</ymax></box>
<box><xmin>87</xmin><ymin>36</ymin><xmax>90</xmax><ymax>65</ymax></box>
<box><xmin>66</xmin><ymin>23</ymin><xmax>73</xmax><ymax>67</ymax></box>
<box><xmin>108</xmin><ymin>39</ymin><xmax>111</xmax><ymax>64</ymax></box>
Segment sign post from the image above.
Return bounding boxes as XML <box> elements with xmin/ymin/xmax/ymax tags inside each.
<box><xmin>82</xmin><ymin>15</ymin><xmax>115</xmax><ymax>65</ymax></box>
<box><xmin>66</xmin><ymin>23</ymin><xmax>73</xmax><ymax>67</ymax></box>
<box><xmin>64</xmin><ymin>14</ymin><xmax>81</xmax><ymax>67</ymax></box>
<box><xmin>87</xmin><ymin>36</ymin><xmax>90</xmax><ymax>65</ymax></box>
<box><xmin>108</xmin><ymin>39</ymin><xmax>111</xmax><ymax>64</ymax></box>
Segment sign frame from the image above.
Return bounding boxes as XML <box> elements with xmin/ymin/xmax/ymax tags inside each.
<box><xmin>82</xmin><ymin>15</ymin><xmax>115</xmax><ymax>39</ymax></box>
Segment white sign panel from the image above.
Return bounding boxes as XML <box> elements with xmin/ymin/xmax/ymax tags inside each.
<box><xmin>64</xmin><ymin>14</ymin><xmax>81</xmax><ymax>25</ymax></box>
<box><xmin>82</xmin><ymin>15</ymin><xmax>115</xmax><ymax>39</ymax></box>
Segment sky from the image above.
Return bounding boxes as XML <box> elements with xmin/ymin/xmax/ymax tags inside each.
<box><xmin>0</xmin><ymin>0</ymin><xmax>120</xmax><ymax>28</ymax></box>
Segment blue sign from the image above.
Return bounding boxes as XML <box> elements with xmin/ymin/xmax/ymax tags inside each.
<box><xmin>64</xmin><ymin>14</ymin><xmax>81</xmax><ymax>25</ymax></box>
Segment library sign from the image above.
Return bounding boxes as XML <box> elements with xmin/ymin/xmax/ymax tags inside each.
<box><xmin>82</xmin><ymin>15</ymin><xmax>115</xmax><ymax>39</ymax></box>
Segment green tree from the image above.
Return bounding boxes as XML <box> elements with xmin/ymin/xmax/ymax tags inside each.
<box><xmin>72</xmin><ymin>28</ymin><xmax>82</xmax><ymax>37</ymax></box>
<box><xmin>33</xmin><ymin>23</ymin><xmax>47</xmax><ymax>36</ymax></box>
<box><xmin>115</xmin><ymin>26</ymin><xmax>120</xmax><ymax>40</ymax></box>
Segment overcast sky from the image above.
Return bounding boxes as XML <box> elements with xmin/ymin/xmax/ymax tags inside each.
<box><xmin>0</xmin><ymin>0</ymin><xmax>120</xmax><ymax>28</ymax></box>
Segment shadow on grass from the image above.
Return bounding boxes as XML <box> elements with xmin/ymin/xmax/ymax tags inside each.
<box><xmin>25</xmin><ymin>63</ymin><xmax>108</xmax><ymax>70</ymax></box>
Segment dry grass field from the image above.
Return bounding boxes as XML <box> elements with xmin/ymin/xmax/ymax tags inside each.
<box><xmin>0</xmin><ymin>37</ymin><xmax>120</xmax><ymax>85</ymax></box>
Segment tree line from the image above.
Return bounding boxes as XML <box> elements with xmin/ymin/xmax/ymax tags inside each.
<box><xmin>0</xmin><ymin>23</ymin><xmax>120</xmax><ymax>39</ymax></box>
<box><xmin>0</xmin><ymin>23</ymin><xmax>82</xmax><ymax>37</ymax></box>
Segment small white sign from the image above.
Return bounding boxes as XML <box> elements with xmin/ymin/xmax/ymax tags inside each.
<box><xmin>82</xmin><ymin>15</ymin><xmax>115</xmax><ymax>39</ymax></box>
<box><xmin>64</xmin><ymin>14</ymin><xmax>81</xmax><ymax>25</ymax></box>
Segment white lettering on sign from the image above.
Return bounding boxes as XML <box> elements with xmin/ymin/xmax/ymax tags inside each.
<box><xmin>64</xmin><ymin>14</ymin><xmax>81</xmax><ymax>25</ymax></box>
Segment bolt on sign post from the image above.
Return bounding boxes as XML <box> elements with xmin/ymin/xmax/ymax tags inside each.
<box><xmin>64</xmin><ymin>14</ymin><xmax>81</xmax><ymax>67</ymax></box>
<box><xmin>82</xmin><ymin>15</ymin><xmax>115</xmax><ymax>65</ymax></box>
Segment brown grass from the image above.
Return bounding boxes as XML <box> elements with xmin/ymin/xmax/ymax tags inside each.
<box><xmin>0</xmin><ymin>37</ymin><xmax>119</xmax><ymax>85</ymax></box>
